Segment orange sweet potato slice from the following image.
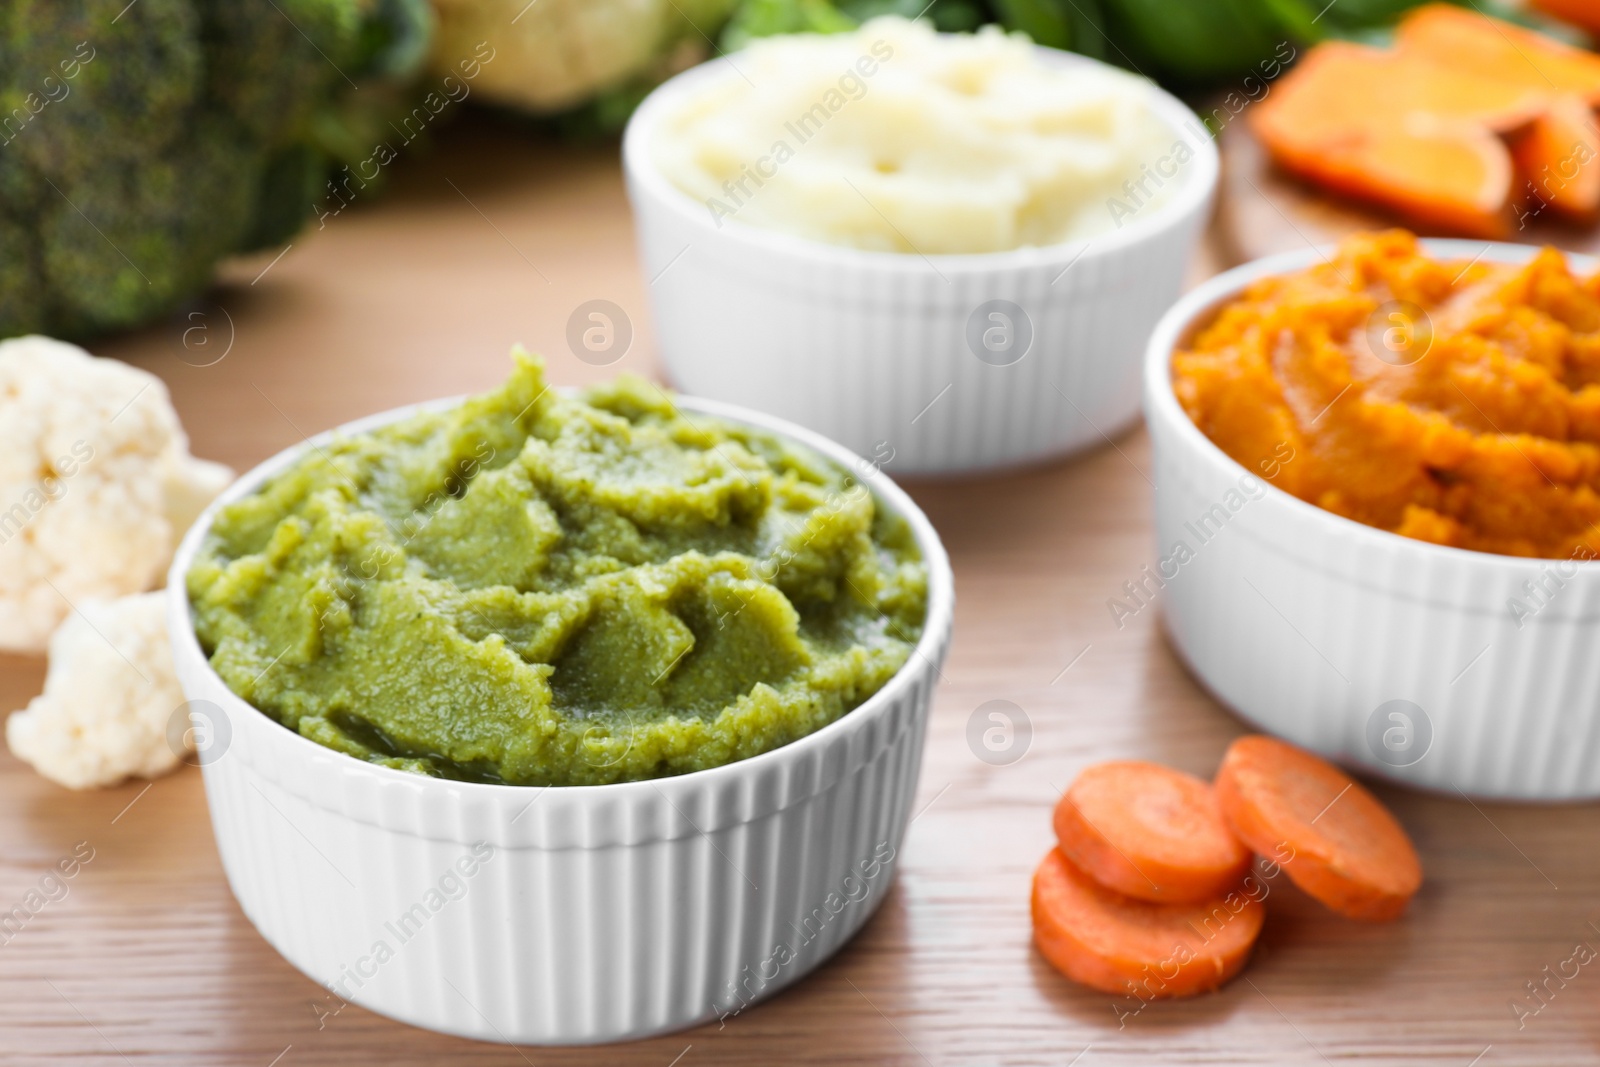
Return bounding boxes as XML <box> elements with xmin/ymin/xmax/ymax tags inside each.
<box><xmin>1511</xmin><ymin>94</ymin><xmax>1600</xmax><ymax>217</ymax></box>
<box><xmin>1252</xmin><ymin>41</ymin><xmax>1549</xmax><ymax>144</ymax></box>
<box><xmin>1397</xmin><ymin>4</ymin><xmax>1600</xmax><ymax>105</ymax></box>
<box><xmin>1250</xmin><ymin>40</ymin><xmax>1536</xmax><ymax>235</ymax></box>
<box><xmin>1255</xmin><ymin>10</ymin><xmax>1600</xmax><ymax>235</ymax></box>
<box><xmin>1257</xmin><ymin>111</ymin><xmax>1514</xmax><ymax>238</ymax></box>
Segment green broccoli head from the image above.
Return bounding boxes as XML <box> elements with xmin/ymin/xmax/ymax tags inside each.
<box><xmin>0</xmin><ymin>0</ymin><xmax>428</xmax><ymax>340</ymax></box>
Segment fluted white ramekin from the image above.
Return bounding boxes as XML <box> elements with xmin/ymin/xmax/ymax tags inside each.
<box><xmin>624</xmin><ymin>46</ymin><xmax>1218</xmax><ymax>476</ymax></box>
<box><xmin>1146</xmin><ymin>239</ymin><xmax>1600</xmax><ymax>800</ymax></box>
<box><xmin>165</xmin><ymin>394</ymin><xmax>953</xmax><ymax>1044</ymax></box>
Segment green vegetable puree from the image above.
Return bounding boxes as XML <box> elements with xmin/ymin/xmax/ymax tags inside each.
<box><xmin>187</xmin><ymin>354</ymin><xmax>927</xmax><ymax>786</ymax></box>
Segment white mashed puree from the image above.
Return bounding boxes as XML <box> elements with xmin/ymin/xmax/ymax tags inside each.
<box><xmin>653</xmin><ymin>17</ymin><xmax>1190</xmax><ymax>254</ymax></box>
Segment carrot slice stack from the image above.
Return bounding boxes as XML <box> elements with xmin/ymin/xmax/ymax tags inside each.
<box><xmin>1215</xmin><ymin>736</ymin><xmax>1422</xmax><ymax>922</ymax></box>
<box><xmin>1031</xmin><ymin>848</ymin><xmax>1264</xmax><ymax>999</ymax></box>
<box><xmin>1054</xmin><ymin>760</ymin><xmax>1251</xmax><ymax>904</ymax></box>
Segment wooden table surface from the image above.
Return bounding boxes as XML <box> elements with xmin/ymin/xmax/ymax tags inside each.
<box><xmin>4</xmin><ymin>113</ymin><xmax>1599</xmax><ymax>1067</ymax></box>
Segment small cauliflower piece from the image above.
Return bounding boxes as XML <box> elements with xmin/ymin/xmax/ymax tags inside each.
<box><xmin>0</xmin><ymin>336</ymin><xmax>233</xmax><ymax>652</ymax></box>
<box><xmin>164</xmin><ymin>455</ymin><xmax>237</xmax><ymax>550</ymax></box>
<box><xmin>6</xmin><ymin>592</ymin><xmax>193</xmax><ymax>790</ymax></box>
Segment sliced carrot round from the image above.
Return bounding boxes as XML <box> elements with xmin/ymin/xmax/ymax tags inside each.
<box><xmin>1054</xmin><ymin>760</ymin><xmax>1252</xmax><ymax>904</ymax></box>
<box><xmin>1032</xmin><ymin>848</ymin><xmax>1264</xmax><ymax>999</ymax></box>
<box><xmin>1215</xmin><ymin>736</ymin><xmax>1422</xmax><ymax>923</ymax></box>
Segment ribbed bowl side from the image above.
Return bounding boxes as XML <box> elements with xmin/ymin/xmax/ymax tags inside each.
<box><xmin>634</xmin><ymin>207</ymin><xmax>1205</xmax><ymax>477</ymax></box>
<box><xmin>168</xmin><ymin>383</ymin><xmax>954</xmax><ymax>1045</ymax></box>
<box><xmin>624</xmin><ymin>48</ymin><xmax>1217</xmax><ymax>476</ymax></box>
<box><xmin>1148</xmin><ymin>363</ymin><xmax>1600</xmax><ymax>801</ymax></box>
<box><xmin>189</xmin><ymin>622</ymin><xmax>945</xmax><ymax>1045</ymax></box>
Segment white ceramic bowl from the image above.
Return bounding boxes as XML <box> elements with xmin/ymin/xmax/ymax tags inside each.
<box><xmin>624</xmin><ymin>46</ymin><xmax>1218</xmax><ymax>476</ymax></box>
<box><xmin>1146</xmin><ymin>239</ymin><xmax>1600</xmax><ymax>800</ymax></box>
<box><xmin>166</xmin><ymin>393</ymin><xmax>953</xmax><ymax>1044</ymax></box>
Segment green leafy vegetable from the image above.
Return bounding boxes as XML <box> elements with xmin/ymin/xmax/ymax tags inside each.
<box><xmin>714</xmin><ymin>0</ymin><xmax>1478</xmax><ymax>84</ymax></box>
<box><xmin>1097</xmin><ymin>0</ymin><xmax>1314</xmax><ymax>83</ymax></box>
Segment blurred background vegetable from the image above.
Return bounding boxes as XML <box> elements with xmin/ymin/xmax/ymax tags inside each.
<box><xmin>718</xmin><ymin>0</ymin><xmax>1581</xmax><ymax>84</ymax></box>
<box><xmin>439</xmin><ymin>0</ymin><xmax>1595</xmax><ymax>139</ymax></box>
<box><xmin>1248</xmin><ymin>4</ymin><xmax>1600</xmax><ymax>237</ymax></box>
<box><xmin>8</xmin><ymin>0</ymin><xmax>1594</xmax><ymax>346</ymax></box>
<box><xmin>427</xmin><ymin>0</ymin><xmax>740</xmax><ymax>134</ymax></box>
<box><xmin>1530</xmin><ymin>0</ymin><xmax>1600</xmax><ymax>36</ymax></box>
<box><xmin>0</xmin><ymin>0</ymin><xmax>432</xmax><ymax>342</ymax></box>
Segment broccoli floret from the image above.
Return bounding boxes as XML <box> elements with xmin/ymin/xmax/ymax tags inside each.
<box><xmin>244</xmin><ymin>142</ymin><xmax>330</xmax><ymax>252</ymax></box>
<box><xmin>0</xmin><ymin>215</ymin><xmax>46</xmax><ymax>336</ymax></box>
<box><xmin>0</xmin><ymin>0</ymin><xmax>428</xmax><ymax>341</ymax></box>
<box><xmin>39</xmin><ymin>112</ymin><xmax>259</xmax><ymax>329</ymax></box>
<box><xmin>8</xmin><ymin>0</ymin><xmax>203</xmax><ymax>179</ymax></box>
<box><xmin>200</xmin><ymin>0</ymin><xmax>361</xmax><ymax>143</ymax></box>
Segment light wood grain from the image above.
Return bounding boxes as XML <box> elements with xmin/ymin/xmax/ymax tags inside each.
<box><xmin>3</xmin><ymin>112</ymin><xmax>1598</xmax><ymax>1066</ymax></box>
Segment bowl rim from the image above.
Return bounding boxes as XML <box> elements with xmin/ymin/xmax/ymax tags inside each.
<box><xmin>1143</xmin><ymin>236</ymin><xmax>1600</xmax><ymax>575</ymax></box>
<box><xmin>166</xmin><ymin>383</ymin><xmax>955</xmax><ymax>801</ymax></box>
<box><xmin>622</xmin><ymin>37</ymin><xmax>1220</xmax><ymax>272</ymax></box>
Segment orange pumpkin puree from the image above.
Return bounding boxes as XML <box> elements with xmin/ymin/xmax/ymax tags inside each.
<box><xmin>1172</xmin><ymin>230</ymin><xmax>1600</xmax><ymax>559</ymax></box>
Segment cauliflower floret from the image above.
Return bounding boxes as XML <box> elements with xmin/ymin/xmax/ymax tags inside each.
<box><xmin>429</xmin><ymin>0</ymin><xmax>736</xmax><ymax>112</ymax></box>
<box><xmin>6</xmin><ymin>592</ymin><xmax>194</xmax><ymax>790</ymax></box>
<box><xmin>0</xmin><ymin>336</ymin><xmax>233</xmax><ymax>652</ymax></box>
<box><xmin>165</xmin><ymin>454</ymin><xmax>236</xmax><ymax>545</ymax></box>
